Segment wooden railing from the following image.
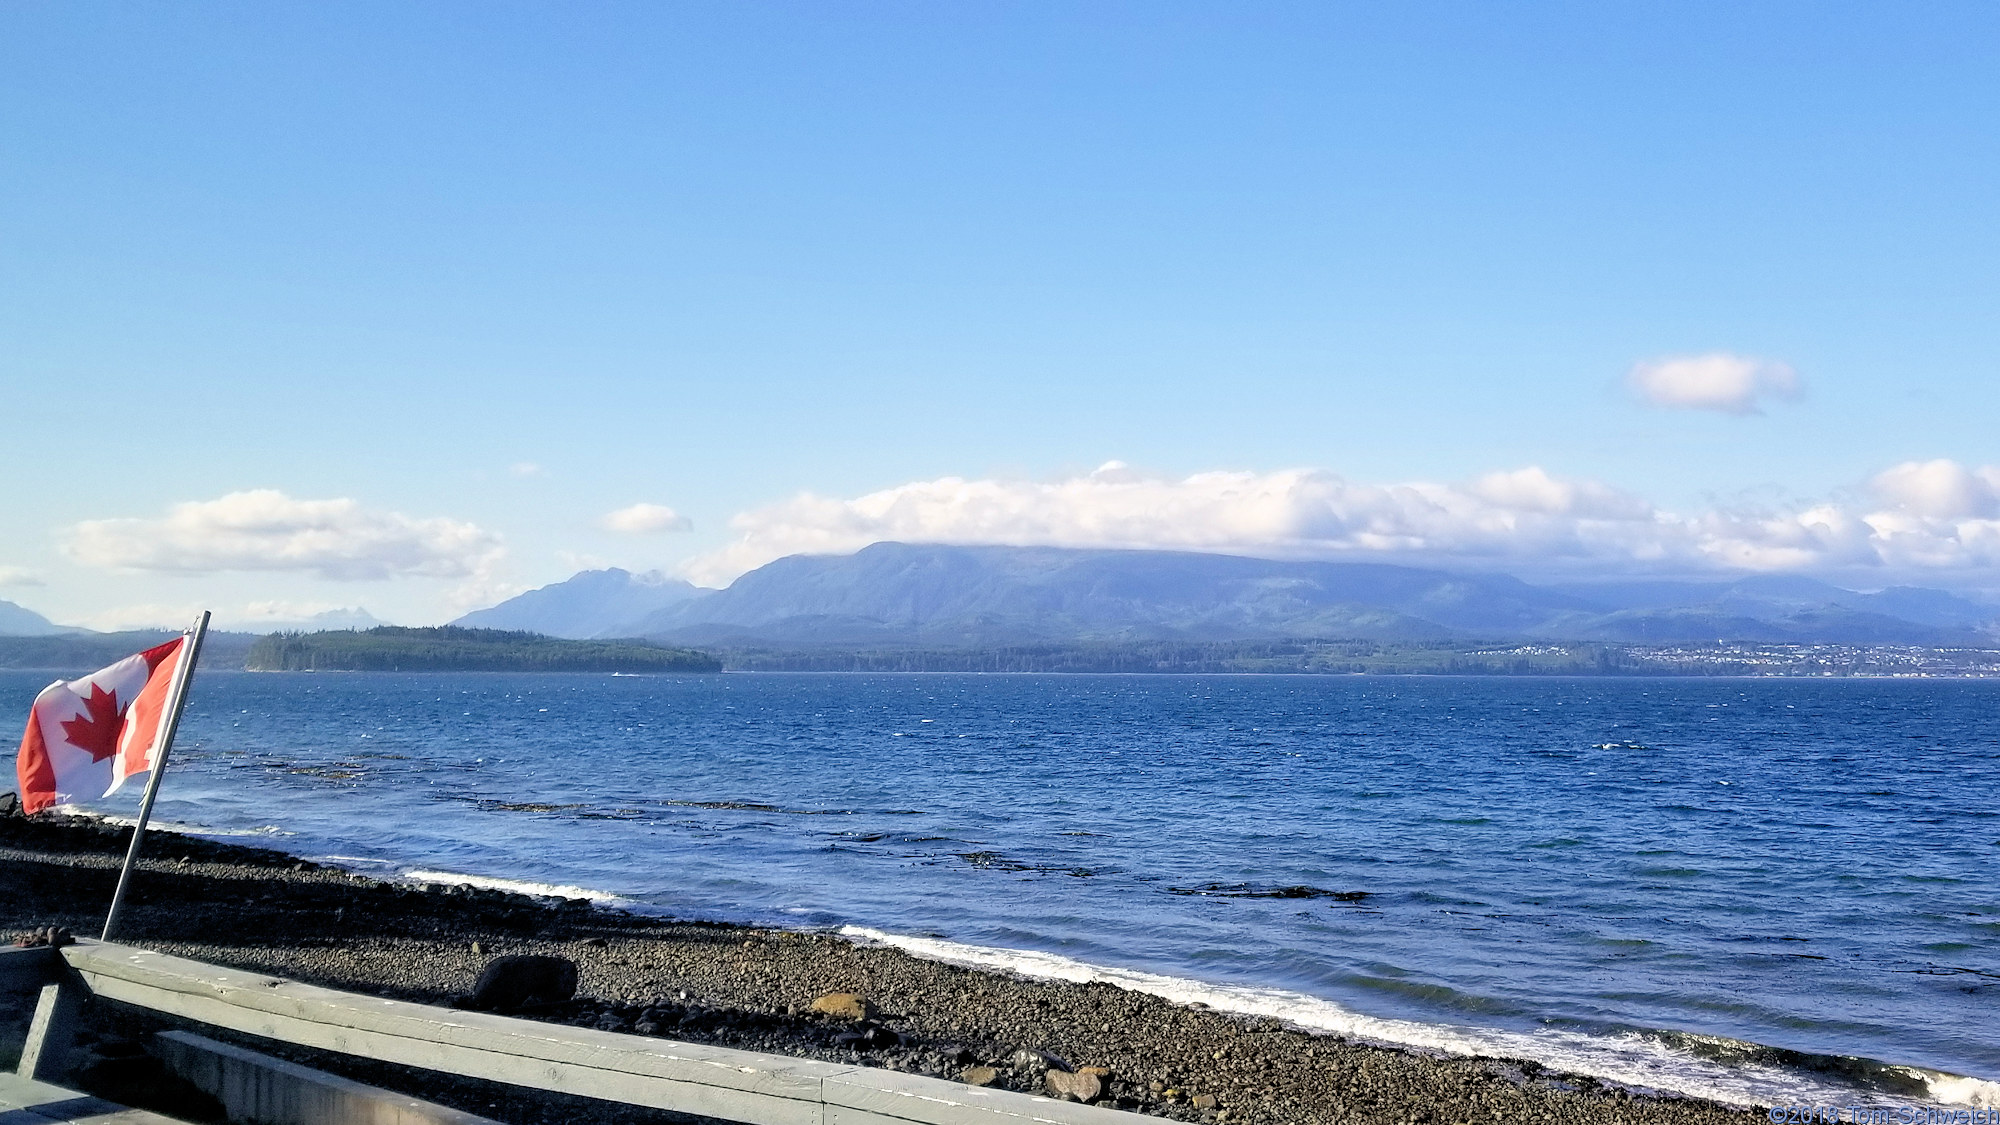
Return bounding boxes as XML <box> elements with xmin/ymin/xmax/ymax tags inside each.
<box><xmin>4</xmin><ymin>940</ymin><xmax>1142</xmax><ymax>1125</ymax></box>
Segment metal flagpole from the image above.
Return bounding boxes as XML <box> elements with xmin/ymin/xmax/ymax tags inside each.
<box><xmin>101</xmin><ymin>609</ymin><xmax>210</xmax><ymax>943</ymax></box>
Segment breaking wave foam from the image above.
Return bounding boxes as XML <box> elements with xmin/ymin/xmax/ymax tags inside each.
<box><xmin>52</xmin><ymin>806</ymin><xmax>290</xmax><ymax>838</ymax></box>
<box><xmin>839</xmin><ymin>926</ymin><xmax>1999</xmax><ymax>1110</ymax></box>
<box><xmin>398</xmin><ymin>867</ymin><xmax>627</xmax><ymax>904</ymax></box>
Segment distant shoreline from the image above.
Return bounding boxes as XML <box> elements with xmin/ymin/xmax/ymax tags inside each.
<box><xmin>239</xmin><ymin>626</ymin><xmax>721</xmax><ymax>673</ymax></box>
<box><xmin>4</xmin><ymin>629</ymin><xmax>1999</xmax><ymax>677</ymax></box>
<box><xmin>695</xmin><ymin>639</ymin><xmax>2000</xmax><ymax>677</ymax></box>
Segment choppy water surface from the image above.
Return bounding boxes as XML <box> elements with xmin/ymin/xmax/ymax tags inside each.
<box><xmin>6</xmin><ymin>671</ymin><xmax>1996</xmax><ymax>1106</ymax></box>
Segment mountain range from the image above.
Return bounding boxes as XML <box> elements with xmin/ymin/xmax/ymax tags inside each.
<box><xmin>0</xmin><ymin>602</ymin><xmax>386</xmax><ymax>638</ymax></box>
<box><xmin>0</xmin><ymin>600</ymin><xmax>78</xmax><ymax>636</ymax></box>
<box><xmin>451</xmin><ymin>544</ymin><xmax>2000</xmax><ymax>648</ymax></box>
<box><xmin>454</xmin><ymin>568</ymin><xmax>704</xmax><ymax>637</ymax></box>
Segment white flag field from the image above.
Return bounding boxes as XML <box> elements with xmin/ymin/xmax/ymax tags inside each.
<box><xmin>14</xmin><ymin>638</ymin><xmax>191</xmax><ymax>815</ymax></box>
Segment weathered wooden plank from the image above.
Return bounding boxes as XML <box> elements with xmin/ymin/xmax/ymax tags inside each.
<box><xmin>153</xmin><ymin>1030</ymin><xmax>501</xmax><ymax>1125</ymax></box>
<box><xmin>85</xmin><ymin>978</ymin><xmax>824</xmax><ymax>1125</ymax></box>
<box><xmin>65</xmin><ymin>943</ymin><xmax>834</xmax><ymax>1125</ymax></box>
<box><xmin>60</xmin><ymin>942</ymin><xmax>1157</xmax><ymax>1125</ymax></box>
<box><xmin>824</xmin><ymin>1069</ymin><xmax>1142</xmax><ymax>1125</ymax></box>
<box><xmin>64</xmin><ymin>943</ymin><xmax>840</xmax><ymax>1093</ymax></box>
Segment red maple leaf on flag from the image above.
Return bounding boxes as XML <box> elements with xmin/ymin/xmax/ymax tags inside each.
<box><xmin>58</xmin><ymin>684</ymin><xmax>125</xmax><ymax>763</ymax></box>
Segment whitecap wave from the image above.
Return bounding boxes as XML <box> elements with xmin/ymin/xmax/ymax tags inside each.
<box><xmin>1930</xmin><ymin>1074</ymin><xmax>2000</xmax><ymax>1108</ymax></box>
<box><xmin>309</xmin><ymin>855</ymin><xmax>397</xmax><ymax>867</ymax></box>
<box><xmin>52</xmin><ymin>806</ymin><xmax>291</xmax><ymax>838</ymax></box>
<box><xmin>839</xmin><ymin>926</ymin><xmax>1999</xmax><ymax>1110</ymax></box>
<box><xmin>399</xmin><ymin>867</ymin><xmax>627</xmax><ymax>903</ymax></box>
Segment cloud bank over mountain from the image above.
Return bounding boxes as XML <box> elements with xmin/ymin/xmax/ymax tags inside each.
<box><xmin>684</xmin><ymin>460</ymin><xmax>2000</xmax><ymax>587</ymax></box>
<box><xmin>29</xmin><ymin>456</ymin><xmax>2000</xmax><ymax>630</ymax></box>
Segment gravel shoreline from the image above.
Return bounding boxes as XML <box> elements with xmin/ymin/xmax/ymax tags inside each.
<box><xmin>1</xmin><ymin>813</ymin><xmax>1759</xmax><ymax>1125</ymax></box>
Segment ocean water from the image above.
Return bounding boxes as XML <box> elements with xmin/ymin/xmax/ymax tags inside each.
<box><xmin>6</xmin><ymin>670</ymin><xmax>1997</xmax><ymax>1108</ymax></box>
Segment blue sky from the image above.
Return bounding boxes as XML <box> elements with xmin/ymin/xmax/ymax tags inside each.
<box><xmin>5</xmin><ymin>2</ymin><xmax>1999</xmax><ymax>628</ymax></box>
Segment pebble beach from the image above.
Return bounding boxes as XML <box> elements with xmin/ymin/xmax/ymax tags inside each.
<box><xmin>0</xmin><ymin>811</ymin><xmax>1760</xmax><ymax>1125</ymax></box>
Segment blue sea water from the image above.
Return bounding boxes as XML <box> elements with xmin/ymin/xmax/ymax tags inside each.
<box><xmin>6</xmin><ymin>670</ymin><xmax>1997</xmax><ymax>1107</ymax></box>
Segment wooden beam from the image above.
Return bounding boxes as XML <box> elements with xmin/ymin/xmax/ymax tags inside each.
<box><xmin>61</xmin><ymin>942</ymin><xmax>1147</xmax><ymax>1125</ymax></box>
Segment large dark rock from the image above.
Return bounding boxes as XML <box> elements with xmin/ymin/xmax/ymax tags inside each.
<box><xmin>460</xmin><ymin>954</ymin><xmax>578</xmax><ymax>1012</ymax></box>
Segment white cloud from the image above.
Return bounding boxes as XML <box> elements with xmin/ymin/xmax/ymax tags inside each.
<box><xmin>1856</xmin><ymin>460</ymin><xmax>2000</xmax><ymax>570</ymax></box>
<box><xmin>510</xmin><ymin>461</ymin><xmax>543</xmax><ymax>478</ymax></box>
<box><xmin>1687</xmin><ymin>504</ymin><xmax>1880</xmax><ymax>572</ymax></box>
<box><xmin>600</xmin><ymin>503</ymin><xmax>692</xmax><ymax>534</ymax></box>
<box><xmin>0</xmin><ymin>566</ymin><xmax>42</xmax><ymax>587</ymax></box>
<box><xmin>1467</xmin><ymin>467</ymin><xmax>1652</xmax><ymax>519</ymax></box>
<box><xmin>1628</xmin><ymin>353</ymin><xmax>1802</xmax><ymax>414</ymax></box>
<box><xmin>1870</xmin><ymin>459</ymin><xmax>2000</xmax><ymax>519</ymax></box>
<box><xmin>684</xmin><ymin>462</ymin><xmax>1672</xmax><ymax>584</ymax></box>
<box><xmin>65</xmin><ymin>490</ymin><xmax>503</xmax><ymax>581</ymax></box>
<box><xmin>682</xmin><ymin>460</ymin><xmax>2000</xmax><ymax>586</ymax></box>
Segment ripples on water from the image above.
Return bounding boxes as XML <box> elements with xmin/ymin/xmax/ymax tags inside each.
<box><xmin>6</xmin><ymin>671</ymin><xmax>1995</xmax><ymax>1106</ymax></box>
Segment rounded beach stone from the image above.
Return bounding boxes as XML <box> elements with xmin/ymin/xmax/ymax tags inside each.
<box><xmin>808</xmin><ymin>991</ymin><xmax>876</xmax><ymax>1020</ymax></box>
<box><xmin>1045</xmin><ymin>1069</ymin><xmax>1102</xmax><ymax>1102</ymax></box>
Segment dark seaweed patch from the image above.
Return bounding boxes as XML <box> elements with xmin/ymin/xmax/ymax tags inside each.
<box><xmin>956</xmin><ymin>850</ymin><xmax>1032</xmax><ymax>871</ymax></box>
<box><xmin>472</xmin><ymin>801</ymin><xmax>590</xmax><ymax>814</ymax></box>
<box><xmin>1167</xmin><ymin>883</ymin><xmax>1371</xmax><ymax>902</ymax></box>
<box><xmin>284</xmin><ymin>765</ymin><xmax>364</xmax><ymax>781</ymax></box>
<box><xmin>943</xmin><ymin>851</ymin><xmax>1103</xmax><ymax>878</ymax></box>
<box><xmin>661</xmin><ymin>800</ymin><xmax>867</xmax><ymax>816</ymax></box>
<box><xmin>573</xmin><ymin>808</ymin><xmax>649</xmax><ymax>820</ymax></box>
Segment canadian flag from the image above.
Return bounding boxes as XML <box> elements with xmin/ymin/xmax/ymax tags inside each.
<box><xmin>15</xmin><ymin>639</ymin><xmax>190</xmax><ymax>815</ymax></box>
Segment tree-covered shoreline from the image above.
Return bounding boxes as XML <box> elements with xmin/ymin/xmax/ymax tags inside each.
<box><xmin>245</xmin><ymin>626</ymin><xmax>721</xmax><ymax>673</ymax></box>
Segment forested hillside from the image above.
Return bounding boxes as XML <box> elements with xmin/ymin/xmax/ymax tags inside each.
<box><xmin>246</xmin><ymin>627</ymin><xmax>721</xmax><ymax>673</ymax></box>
